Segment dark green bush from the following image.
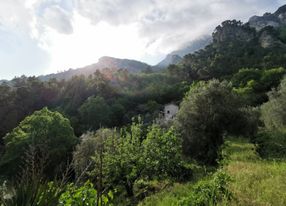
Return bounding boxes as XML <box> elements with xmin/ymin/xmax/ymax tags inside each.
<box><xmin>254</xmin><ymin>130</ymin><xmax>286</xmax><ymax>159</ymax></box>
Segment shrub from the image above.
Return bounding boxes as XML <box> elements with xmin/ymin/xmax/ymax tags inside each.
<box><xmin>59</xmin><ymin>181</ymin><xmax>113</xmax><ymax>206</ymax></box>
<box><xmin>254</xmin><ymin>130</ymin><xmax>286</xmax><ymax>159</ymax></box>
<box><xmin>177</xmin><ymin>171</ymin><xmax>233</xmax><ymax>206</ymax></box>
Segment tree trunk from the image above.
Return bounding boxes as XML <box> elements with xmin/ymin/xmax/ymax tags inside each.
<box><xmin>125</xmin><ymin>181</ymin><xmax>134</xmax><ymax>197</ymax></box>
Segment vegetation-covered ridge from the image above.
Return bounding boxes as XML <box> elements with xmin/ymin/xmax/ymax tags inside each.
<box><xmin>1</xmin><ymin>3</ymin><xmax>286</xmax><ymax>206</ymax></box>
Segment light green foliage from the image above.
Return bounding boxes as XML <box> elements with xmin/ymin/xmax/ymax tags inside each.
<box><xmin>261</xmin><ymin>77</ymin><xmax>286</xmax><ymax>130</ymax></box>
<box><xmin>177</xmin><ymin>171</ymin><xmax>232</xmax><ymax>206</ymax></box>
<box><xmin>0</xmin><ymin>107</ymin><xmax>77</xmax><ymax>178</ymax></box>
<box><xmin>99</xmin><ymin>119</ymin><xmax>145</xmax><ymax>197</ymax></box>
<box><xmin>232</xmin><ymin>67</ymin><xmax>285</xmax><ymax>105</ymax></box>
<box><xmin>59</xmin><ymin>181</ymin><xmax>112</xmax><ymax>206</ymax></box>
<box><xmin>138</xmin><ymin>171</ymin><xmax>232</xmax><ymax>206</ymax></box>
<box><xmin>87</xmin><ymin>119</ymin><xmax>188</xmax><ymax>197</ymax></box>
<box><xmin>143</xmin><ymin>125</ymin><xmax>188</xmax><ymax>180</ymax></box>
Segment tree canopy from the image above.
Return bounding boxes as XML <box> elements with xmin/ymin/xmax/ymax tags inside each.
<box><xmin>0</xmin><ymin>107</ymin><xmax>77</xmax><ymax>178</ymax></box>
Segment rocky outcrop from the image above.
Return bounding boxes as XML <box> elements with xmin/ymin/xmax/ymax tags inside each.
<box><xmin>213</xmin><ymin>20</ymin><xmax>255</xmax><ymax>43</ymax></box>
<box><xmin>154</xmin><ymin>36</ymin><xmax>212</xmax><ymax>69</ymax></box>
<box><xmin>170</xmin><ymin>35</ymin><xmax>212</xmax><ymax>57</ymax></box>
<box><xmin>249</xmin><ymin>5</ymin><xmax>286</xmax><ymax>31</ymax></box>
<box><xmin>259</xmin><ymin>30</ymin><xmax>277</xmax><ymax>48</ymax></box>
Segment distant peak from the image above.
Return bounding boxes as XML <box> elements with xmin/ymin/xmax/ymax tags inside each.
<box><xmin>274</xmin><ymin>4</ymin><xmax>286</xmax><ymax>15</ymax></box>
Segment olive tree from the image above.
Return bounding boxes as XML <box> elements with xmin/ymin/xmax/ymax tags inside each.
<box><xmin>175</xmin><ymin>80</ymin><xmax>253</xmax><ymax>164</ymax></box>
<box><xmin>261</xmin><ymin>77</ymin><xmax>286</xmax><ymax>130</ymax></box>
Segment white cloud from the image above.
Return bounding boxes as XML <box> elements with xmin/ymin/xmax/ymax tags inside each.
<box><xmin>75</xmin><ymin>0</ymin><xmax>286</xmax><ymax>52</ymax></box>
<box><xmin>0</xmin><ymin>0</ymin><xmax>33</xmax><ymax>33</ymax></box>
<box><xmin>1</xmin><ymin>0</ymin><xmax>286</xmax><ymax>79</ymax></box>
<box><xmin>41</xmin><ymin>5</ymin><xmax>74</xmax><ymax>34</ymax></box>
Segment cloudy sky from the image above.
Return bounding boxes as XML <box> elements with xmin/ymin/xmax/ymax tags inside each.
<box><xmin>0</xmin><ymin>0</ymin><xmax>286</xmax><ymax>79</ymax></box>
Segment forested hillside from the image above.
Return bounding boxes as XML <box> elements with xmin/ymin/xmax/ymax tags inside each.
<box><xmin>1</xmin><ymin>4</ymin><xmax>286</xmax><ymax>206</ymax></box>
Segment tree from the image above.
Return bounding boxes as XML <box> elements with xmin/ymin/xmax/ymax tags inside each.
<box><xmin>142</xmin><ymin>125</ymin><xmax>189</xmax><ymax>180</ymax></box>
<box><xmin>100</xmin><ymin>119</ymin><xmax>144</xmax><ymax>197</ymax></box>
<box><xmin>0</xmin><ymin>107</ymin><xmax>77</xmax><ymax>179</ymax></box>
<box><xmin>84</xmin><ymin>119</ymin><xmax>189</xmax><ymax>197</ymax></box>
<box><xmin>175</xmin><ymin>80</ymin><xmax>252</xmax><ymax>164</ymax></box>
<box><xmin>261</xmin><ymin>77</ymin><xmax>286</xmax><ymax>130</ymax></box>
<box><xmin>73</xmin><ymin>128</ymin><xmax>116</xmax><ymax>203</ymax></box>
<box><xmin>79</xmin><ymin>96</ymin><xmax>111</xmax><ymax>131</ymax></box>
<box><xmin>73</xmin><ymin>132</ymin><xmax>99</xmax><ymax>182</ymax></box>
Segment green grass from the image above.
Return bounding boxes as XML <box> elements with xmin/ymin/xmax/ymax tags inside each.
<box><xmin>224</xmin><ymin>138</ymin><xmax>286</xmax><ymax>206</ymax></box>
<box><xmin>137</xmin><ymin>183</ymin><xmax>193</xmax><ymax>206</ymax></box>
<box><xmin>138</xmin><ymin>138</ymin><xmax>286</xmax><ymax>206</ymax></box>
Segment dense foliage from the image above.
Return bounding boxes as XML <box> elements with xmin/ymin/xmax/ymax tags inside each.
<box><xmin>0</xmin><ymin>108</ymin><xmax>77</xmax><ymax>179</ymax></box>
<box><xmin>2</xmin><ymin>7</ymin><xmax>286</xmax><ymax>205</ymax></box>
<box><xmin>175</xmin><ymin>80</ymin><xmax>255</xmax><ymax>164</ymax></box>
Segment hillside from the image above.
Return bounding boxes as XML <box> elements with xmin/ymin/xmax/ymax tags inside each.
<box><xmin>173</xmin><ymin>5</ymin><xmax>286</xmax><ymax>81</ymax></box>
<box><xmin>249</xmin><ymin>5</ymin><xmax>286</xmax><ymax>31</ymax></box>
<box><xmin>139</xmin><ymin>138</ymin><xmax>286</xmax><ymax>206</ymax></box>
<box><xmin>39</xmin><ymin>56</ymin><xmax>151</xmax><ymax>81</ymax></box>
<box><xmin>155</xmin><ymin>36</ymin><xmax>212</xmax><ymax>69</ymax></box>
<box><xmin>1</xmin><ymin>3</ymin><xmax>286</xmax><ymax>206</ymax></box>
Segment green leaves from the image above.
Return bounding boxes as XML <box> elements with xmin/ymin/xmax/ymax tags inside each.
<box><xmin>0</xmin><ymin>107</ymin><xmax>77</xmax><ymax>179</ymax></box>
<box><xmin>59</xmin><ymin>181</ymin><xmax>103</xmax><ymax>206</ymax></box>
<box><xmin>175</xmin><ymin>80</ymin><xmax>252</xmax><ymax>164</ymax></box>
<box><xmin>261</xmin><ymin>77</ymin><xmax>286</xmax><ymax>130</ymax></box>
<box><xmin>178</xmin><ymin>171</ymin><xmax>233</xmax><ymax>206</ymax></box>
<box><xmin>79</xmin><ymin>96</ymin><xmax>112</xmax><ymax>130</ymax></box>
<box><xmin>143</xmin><ymin>125</ymin><xmax>185</xmax><ymax>180</ymax></box>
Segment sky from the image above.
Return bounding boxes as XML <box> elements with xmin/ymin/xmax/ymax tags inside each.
<box><xmin>0</xmin><ymin>0</ymin><xmax>286</xmax><ymax>80</ymax></box>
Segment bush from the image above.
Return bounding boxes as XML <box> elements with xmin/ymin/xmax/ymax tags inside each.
<box><xmin>177</xmin><ymin>171</ymin><xmax>233</xmax><ymax>206</ymax></box>
<box><xmin>254</xmin><ymin>130</ymin><xmax>286</xmax><ymax>159</ymax></box>
<box><xmin>59</xmin><ymin>181</ymin><xmax>113</xmax><ymax>206</ymax></box>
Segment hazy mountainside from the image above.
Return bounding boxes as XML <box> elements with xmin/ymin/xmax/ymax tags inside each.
<box><xmin>154</xmin><ymin>54</ymin><xmax>183</xmax><ymax>69</ymax></box>
<box><xmin>154</xmin><ymin>36</ymin><xmax>212</xmax><ymax>69</ymax></box>
<box><xmin>39</xmin><ymin>56</ymin><xmax>151</xmax><ymax>81</ymax></box>
<box><xmin>170</xmin><ymin>35</ymin><xmax>212</xmax><ymax>57</ymax></box>
<box><xmin>249</xmin><ymin>5</ymin><xmax>286</xmax><ymax>31</ymax></box>
<box><xmin>40</xmin><ymin>36</ymin><xmax>212</xmax><ymax>80</ymax></box>
<box><xmin>176</xmin><ymin>4</ymin><xmax>286</xmax><ymax>81</ymax></box>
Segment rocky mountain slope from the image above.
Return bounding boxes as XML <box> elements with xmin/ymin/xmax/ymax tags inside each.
<box><xmin>249</xmin><ymin>5</ymin><xmax>286</xmax><ymax>31</ymax></box>
<box><xmin>155</xmin><ymin>36</ymin><xmax>212</xmax><ymax>69</ymax></box>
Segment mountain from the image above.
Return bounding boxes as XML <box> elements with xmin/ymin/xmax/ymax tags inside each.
<box><xmin>248</xmin><ymin>5</ymin><xmax>286</xmax><ymax>31</ymax></box>
<box><xmin>154</xmin><ymin>35</ymin><xmax>212</xmax><ymax>69</ymax></box>
<box><xmin>39</xmin><ymin>56</ymin><xmax>151</xmax><ymax>81</ymax></box>
<box><xmin>177</xmin><ymin>4</ymin><xmax>286</xmax><ymax>80</ymax></box>
<box><xmin>170</xmin><ymin>35</ymin><xmax>212</xmax><ymax>57</ymax></box>
<box><xmin>155</xmin><ymin>54</ymin><xmax>183</xmax><ymax>69</ymax></box>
